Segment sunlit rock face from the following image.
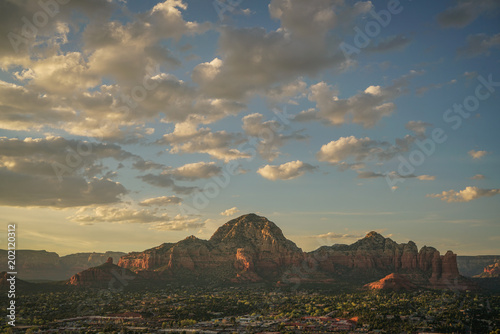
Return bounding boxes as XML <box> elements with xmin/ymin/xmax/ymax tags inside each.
<box><xmin>118</xmin><ymin>214</ymin><xmax>304</xmax><ymax>282</ymax></box>
<box><xmin>114</xmin><ymin>213</ymin><xmax>471</xmax><ymax>290</ymax></box>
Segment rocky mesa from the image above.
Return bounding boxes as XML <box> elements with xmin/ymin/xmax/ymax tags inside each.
<box><xmin>112</xmin><ymin>214</ymin><xmax>473</xmax><ymax>290</ymax></box>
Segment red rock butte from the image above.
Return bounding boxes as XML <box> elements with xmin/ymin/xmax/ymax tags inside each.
<box><xmin>68</xmin><ymin>214</ymin><xmax>475</xmax><ymax>290</ymax></box>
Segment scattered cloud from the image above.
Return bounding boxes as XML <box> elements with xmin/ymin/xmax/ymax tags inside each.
<box><xmin>133</xmin><ymin>160</ymin><xmax>165</xmax><ymax>171</ymax></box>
<box><xmin>471</xmin><ymin>174</ymin><xmax>486</xmax><ymax>180</ymax></box>
<box><xmin>168</xmin><ymin>162</ymin><xmax>222</xmax><ymax>181</ymax></box>
<box><xmin>356</xmin><ymin>170</ymin><xmax>434</xmax><ymax>181</ymax></box>
<box><xmin>468</xmin><ymin>150</ymin><xmax>488</xmax><ymax>159</ymax></box>
<box><xmin>314</xmin><ymin>232</ymin><xmax>364</xmax><ymax>240</ymax></box>
<box><xmin>365</xmin><ymin>35</ymin><xmax>412</xmax><ymax>53</ymax></box>
<box><xmin>242</xmin><ymin>113</ymin><xmax>307</xmax><ymax>161</ymax></box>
<box><xmin>220</xmin><ymin>207</ymin><xmax>240</xmax><ymax>216</ymax></box>
<box><xmin>295</xmin><ymin>72</ymin><xmax>421</xmax><ymax>128</ymax></box>
<box><xmin>316</xmin><ymin>135</ymin><xmax>415</xmax><ymax>164</ymax></box>
<box><xmin>71</xmin><ymin>206</ymin><xmax>170</xmax><ymax>225</ymax></box>
<box><xmin>0</xmin><ymin>170</ymin><xmax>127</xmax><ymax>208</ymax></box>
<box><xmin>405</xmin><ymin>121</ymin><xmax>432</xmax><ymax>138</ymax></box>
<box><xmin>192</xmin><ymin>0</ymin><xmax>372</xmax><ymax>100</ymax></box>
<box><xmin>0</xmin><ymin>81</ymin><xmax>76</xmax><ymax>131</ymax></box>
<box><xmin>417</xmin><ymin>175</ymin><xmax>436</xmax><ymax>181</ymax></box>
<box><xmin>458</xmin><ymin>33</ymin><xmax>500</xmax><ymax>58</ymax></box>
<box><xmin>0</xmin><ymin>1</ymin><xmax>224</xmax><ymax>142</ymax></box>
<box><xmin>257</xmin><ymin>160</ymin><xmax>316</xmax><ymax>180</ymax></box>
<box><xmin>139</xmin><ymin>196</ymin><xmax>182</xmax><ymax>206</ymax></box>
<box><xmin>437</xmin><ymin>0</ymin><xmax>500</xmax><ymax>28</ymax></box>
<box><xmin>151</xmin><ymin>215</ymin><xmax>204</xmax><ymax>231</ymax></box>
<box><xmin>428</xmin><ymin>186</ymin><xmax>500</xmax><ymax>202</ymax></box>
<box><xmin>356</xmin><ymin>171</ymin><xmax>385</xmax><ymax>179</ymax></box>
<box><xmin>264</xmin><ymin>79</ymin><xmax>307</xmax><ymax>105</ymax></box>
<box><xmin>70</xmin><ymin>206</ymin><xmax>203</xmax><ymax>230</ymax></box>
<box><xmin>138</xmin><ymin>173</ymin><xmax>198</xmax><ymax>195</ymax></box>
<box><xmin>416</xmin><ymin>79</ymin><xmax>457</xmax><ymax>95</ymax></box>
<box><xmin>0</xmin><ymin>137</ymin><xmax>137</xmax><ymax>207</ymax></box>
<box><xmin>157</xmin><ymin>122</ymin><xmax>251</xmax><ymax>162</ymax></box>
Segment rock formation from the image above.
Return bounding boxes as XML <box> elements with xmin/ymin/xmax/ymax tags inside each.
<box><xmin>61</xmin><ymin>214</ymin><xmax>476</xmax><ymax>291</ymax></box>
<box><xmin>474</xmin><ymin>262</ymin><xmax>500</xmax><ymax>278</ymax></box>
<box><xmin>118</xmin><ymin>213</ymin><xmax>304</xmax><ymax>282</ymax></box>
<box><xmin>114</xmin><ymin>214</ymin><xmax>473</xmax><ymax>290</ymax></box>
<box><xmin>306</xmin><ymin>231</ymin><xmax>471</xmax><ymax>289</ymax></box>
<box><xmin>364</xmin><ymin>273</ymin><xmax>416</xmax><ymax>291</ymax></box>
<box><xmin>68</xmin><ymin>259</ymin><xmax>138</xmax><ymax>288</ymax></box>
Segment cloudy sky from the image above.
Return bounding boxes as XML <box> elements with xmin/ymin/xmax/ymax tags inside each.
<box><xmin>0</xmin><ymin>0</ymin><xmax>499</xmax><ymax>256</ymax></box>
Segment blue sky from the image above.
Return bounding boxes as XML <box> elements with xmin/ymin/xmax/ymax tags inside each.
<box><xmin>0</xmin><ymin>0</ymin><xmax>499</xmax><ymax>256</ymax></box>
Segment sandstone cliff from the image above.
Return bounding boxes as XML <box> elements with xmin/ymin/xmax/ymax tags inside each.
<box><xmin>307</xmin><ymin>231</ymin><xmax>468</xmax><ymax>289</ymax></box>
<box><xmin>474</xmin><ymin>262</ymin><xmax>500</xmax><ymax>278</ymax></box>
<box><xmin>118</xmin><ymin>213</ymin><xmax>304</xmax><ymax>282</ymax></box>
<box><xmin>68</xmin><ymin>257</ymin><xmax>139</xmax><ymax>288</ymax></box>
<box><xmin>114</xmin><ymin>214</ymin><xmax>471</xmax><ymax>290</ymax></box>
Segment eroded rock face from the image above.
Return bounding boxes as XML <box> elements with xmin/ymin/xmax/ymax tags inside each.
<box><xmin>442</xmin><ymin>251</ymin><xmax>460</xmax><ymax>279</ymax></box>
<box><xmin>114</xmin><ymin>214</ymin><xmax>468</xmax><ymax>290</ymax></box>
<box><xmin>117</xmin><ymin>243</ymin><xmax>175</xmax><ymax>270</ymax></box>
<box><xmin>310</xmin><ymin>232</ymin><xmax>420</xmax><ymax>275</ymax></box>
<box><xmin>475</xmin><ymin>262</ymin><xmax>500</xmax><ymax>278</ymax></box>
<box><xmin>68</xmin><ymin>261</ymin><xmax>137</xmax><ymax>287</ymax></box>
<box><xmin>118</xmin><ymin>214</ymin><xmax>303</xmax><ymax>282</ymax></box>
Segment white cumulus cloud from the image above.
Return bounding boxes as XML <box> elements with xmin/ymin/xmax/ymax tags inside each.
<box><xmin>428</xmin><ymin>186</ymin><xmax>500</xmax><ymax>203</ymax></box>
<box><xmin>257</xmin><ymin>160</ymin><xmax>316</xmax><ymax>180</ymax></box>
<box><xmin>220</xmin><ymin>207</ymin><xmax>240</xmax><ymax>216</ymax></box>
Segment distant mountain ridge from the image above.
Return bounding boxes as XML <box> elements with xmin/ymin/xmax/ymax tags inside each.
<box><xmin>457</xmin><ymin>255</ymin><xmax>500</xmax><ymax>277</ymax></box>
<box><xmin>5</xmin><ymin>214</ymin><xmax>496</xmax><ymax>289</ymax></box>
<box><xmin>0</xmin><ymin>250</ymin><xmax>126</xmax><ymax>281</ymax></box>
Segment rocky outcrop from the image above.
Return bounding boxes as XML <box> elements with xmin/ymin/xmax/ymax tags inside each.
<box><xmin>308</xmin><ymin>232</ymin><xmax>471</xmax><ymax>290</ymax></box>
<box><xmin>117</xmin><ymin>243</ymin><xmax>175</xmax><ymax>270</ymax></box>
<box><xmin>364</xmin><ymin>273</ymin><xmax>416</xmax><ymax>291</ymax></box>
<box><xmin>310</xmin><ymin>232</ymin><xmax>420</xmax><ymax>276</ymax></box>
<box><xmin>68</xmin><ymin>258</ymin><xmax>139</xmax><ymax>288</ymax></box>
<box><xmin>475</xmin><ymin>262</ymin><xmax>500</xmax><ymax>278</ymax></box>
